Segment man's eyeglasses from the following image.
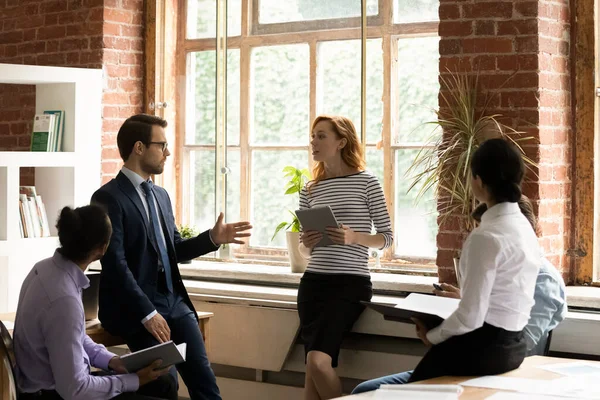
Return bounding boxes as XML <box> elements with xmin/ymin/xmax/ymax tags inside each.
<box><xmin>147</xmin><ymin>141</ymin><xmax>168</xmax><ymax>152</ymax></box>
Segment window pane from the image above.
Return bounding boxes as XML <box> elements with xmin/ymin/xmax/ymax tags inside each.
<box><xmin>366</xmin><ymin>147</ymin><xmax>384</xmax><ymax>187</ymax></box>
<box><xmin>396</xmin><ymin>37</ymin><xmax>440</xmax><ymax>144</ymax></box>
<box><xmin>190</xmin><ymin>149</ymin><xmax>241</xmax><ymax>230</ymax></box>
<box><xmin>318</xmin><ymin>39</ymin><xmax>383</xmax><ymax>144</ymax></box>
<box><xmin>186</xmin><ymin>0</ymin><xmax>241</xmax><ymax>39</ymax></box>
<box><xmin>250</xmin><ymin>150</ymin><xmax>308</xmax><ymax>247</ymax></box>
<box><xmin>394</xmin><ymin>0</ymin><xmax>439</xmax><ymax>23</ymax></box>
<box><xmin>226</xmin><ymin>149</ymin><xmax>241</xmax><ymax>223</ymax></box>
<box><xmin>190</xmin><ymin>149</ymin><xmax>216</xmax><ymax>230</ymax></box>
<box><xmin>187</xmin><ymin>49</ymin><xmax>240</xmax><ymax>146</ymax></box>
<box><xmin>227</xmin><ymin>51</ymin><xmax>241</xmax><ymax>146</ymax></box>
<box><xmin>258</xmin><ymin>0</ymin><xmax>377</xmax><ymax>24</ymax></box>
<box><xmin>251</xmin><ymin>44</ymin><xmax>309</xmax><ymax>145</ymax></box>
<box><xmin>395</xmin><ymin>149</ymin><xmax>437</xmax><ymax>258</ymax></box>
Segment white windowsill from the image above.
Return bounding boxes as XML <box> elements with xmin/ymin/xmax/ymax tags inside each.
<box><xmin>179</xmin><ymin>259</ymin><xmax>600</xmax><ymax>310</ymax></box>
<box><xmin>179</xmin><ymin>259</ymin><xmax>438</xmax><ymax>293</ymax></box>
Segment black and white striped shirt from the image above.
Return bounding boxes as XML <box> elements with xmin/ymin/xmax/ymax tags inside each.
<box><xmin>299</xmin><ymin>171</ymin><xmax>393</xmax><ymax>277</ymax></box>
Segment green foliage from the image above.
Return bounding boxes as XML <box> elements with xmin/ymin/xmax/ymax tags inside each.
<box><xmin>271</xmin><ymin>166</ymin><xmax>311</xmax><ymax>241</ymax></box>
<box><xmin>179</xmin><ymin>225</ymin><xmax>200</xmax><ymax>239</ymax></box>
<box><xmin>407</xmin><ymin>70</ymin><xmax>537</xmax><ymax>234</ymax></box>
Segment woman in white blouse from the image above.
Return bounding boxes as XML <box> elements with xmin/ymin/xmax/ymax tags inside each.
<box><xmin>409</xmin><ymin>138</ymin><xmax>540</xmax><ymax>382</ymax></box>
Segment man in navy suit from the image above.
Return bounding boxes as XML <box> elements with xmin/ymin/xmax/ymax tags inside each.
<box><xmin>92</xmin><ymin>114</ymin><xmax>252</xmax><ymax>400</ymax></box>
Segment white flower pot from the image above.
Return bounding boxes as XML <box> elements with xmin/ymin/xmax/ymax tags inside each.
<box><xmin>286</xmin><ymin>231</ymin><xmax>308</xmax><ymax>273</ymax></box>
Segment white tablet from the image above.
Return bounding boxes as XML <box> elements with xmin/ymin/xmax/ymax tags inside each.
<box><xmin>295</xmin><ymin>205</ymin><xmax>340</xmax><ymax>247</ymax></box>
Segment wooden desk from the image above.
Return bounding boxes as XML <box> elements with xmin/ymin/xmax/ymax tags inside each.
<box><xmin>0</xmin><ymin>311</ymin><xmax>214</xmax><ymax>354</ymax></box>
<box><xmin>336</xmin><ymin>356</ymin><xmax>596</xmax><ymax>399</ymax></box>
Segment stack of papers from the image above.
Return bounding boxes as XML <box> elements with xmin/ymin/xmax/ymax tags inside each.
<box><xmin>372</xmin><ymin>384</ymin><xmax>462</xmax><ymax>399</ymax></box>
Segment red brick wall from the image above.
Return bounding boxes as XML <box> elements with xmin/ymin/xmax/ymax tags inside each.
<box><xmin>101</xmin><ymin>0</ymin><xmax>144</xmax><ymax>184</ymax></box>
<box><xmin>437</xmin><ymin>0</ymin><xmax>573</xmax><ymax>283</ymax></box>
<box><xmin>537</xmin><ymin>0</ymin><xmax>571</xmax><ymax>281</ymax></box>
<box><xmin>0</xmin><ymin>0</ymin><xmax>144</xmax><ymax>184</ymax></box>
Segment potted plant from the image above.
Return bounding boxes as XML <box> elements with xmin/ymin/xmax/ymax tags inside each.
<box><xmin>272</xmin><ymin>166</ymin><xmax>311</xmax><ymax>273</ymax></box>
<box><xmin>178</xmin><ymin>224</ymin><xmax>199</xmax><ymax>264</ymax></box>
<box><xmin>407</xmin><ymin>71</ymin><xmax>536</xmax><ymax>280</ymax></box>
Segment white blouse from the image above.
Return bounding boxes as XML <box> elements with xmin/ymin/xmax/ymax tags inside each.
<box><xmin>427</xmin><ymin>202</ymin><xmax>541</xmax><ymax>345</ymax></box>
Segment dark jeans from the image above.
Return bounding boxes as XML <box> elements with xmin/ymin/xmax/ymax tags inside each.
<box><xmin>19</xmin><ymin>373</ymin><xmax>177</xmax><ymax>400</ymax></box>
<box><xmin>124</xmin><ymin>291</ymin><xmax>221</xmax><ymax>400</ymax></box>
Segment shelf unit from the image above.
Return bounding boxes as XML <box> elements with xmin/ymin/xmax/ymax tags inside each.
<box><xmin>0</xmin><ymin>63</ymin><xmax>102</xmax><ymax>312</ymax></box>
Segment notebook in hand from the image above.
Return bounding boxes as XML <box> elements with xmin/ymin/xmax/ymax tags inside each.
<box><xmin>295</xmin><ymin>205</ymin><xmax>340</xmax><ymax>247</ymax></box>
<box><xmin>363</xmin><ymin>293</ymin><xmax>460</xmax><ymax>330</ymax></box>
<box><xmin>120</xmin><ymin>341</ymin><xmax>187</xmax><ymax>373</ymax></box>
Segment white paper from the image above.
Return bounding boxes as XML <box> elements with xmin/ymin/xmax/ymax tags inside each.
<box><xmin>373</xmin><ymin>389</ymin><xmax>458</xmax><ymax>400</ymax></box>
<box><xmin>485</xmin><ymin>393</ymin><xmax>571</xmax><ymax>400</ymax></box>
<box><xmin>463</xmin><ymin>375</ymin><xmax>600</xmax><ymax>399</ymax></box>
<box><xmin>537</xmin><ymin>362</ymin><xmax>600</xmax><ymax>377</ymax></box>
<box><xmin>460</xmin><ymin>376</ymin><xmax>554</xmax><ymax>395</ymax></box>
<box><xmin>177</xmin><ymin>342</ymin><xmax>187</xmax><ymax>361</ymax></box>
<box><xmin>549</xmin><ymin>375</ymin><xmax>600</xmax><ymax>399</ymax></box>
<box><xmin>379</xmin><ymin>384</ymin><xmax>462</xmax><ymax>394</ymax></box>
<box><xmin>394</xmin><ymin>293</ymin><xmax>460</xmax><ymax>319</ymax></box>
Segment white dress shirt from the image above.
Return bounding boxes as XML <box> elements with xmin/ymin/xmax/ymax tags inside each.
<box><xmin>427</xmin><ymin>202</ymin><xmax>541</xmax><ymax>345</ymax></box>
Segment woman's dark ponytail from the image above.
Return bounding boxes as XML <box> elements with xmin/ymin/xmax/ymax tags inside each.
<box><xmin>471</xmin><ymin>138</ymin><xmax>525</xmax><ymax>204</ymax></box>
<box><xmin>56</xmin><ymin>205</ymin><xmax>112</xmax><ymax>262</ymax></box>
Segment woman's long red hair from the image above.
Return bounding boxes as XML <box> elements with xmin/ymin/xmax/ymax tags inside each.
<box><xmin>309</xmin><ymin>115</ymin><xmax>365</xmax><ymax>191</ymax></box>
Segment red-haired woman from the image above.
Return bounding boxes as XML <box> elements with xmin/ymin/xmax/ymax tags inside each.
<box><xmin>297</xmin><ymin>115</ymin><xmax>393</xmax><ymax>400</ymax></box>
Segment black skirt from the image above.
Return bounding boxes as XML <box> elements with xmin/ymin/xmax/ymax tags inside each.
<box><xmin>297</xmin><ymin>272</ymin><xmax>372</xmax><ymax>368</ymax></box>
<box><xmin>409</xmin><ymin>322</ymin><xmax>527</xmax><ymax>382</ymax></box>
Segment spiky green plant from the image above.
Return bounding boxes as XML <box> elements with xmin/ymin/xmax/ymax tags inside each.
<box><xmin>407</xmin><ymin>71</ymin><xmax>536</xmax><ymax>233</ymax></box>
<box><xmin>271</xmin><ymin>166</ymin><xmax>312</xmax><ymax>241</ymax></box>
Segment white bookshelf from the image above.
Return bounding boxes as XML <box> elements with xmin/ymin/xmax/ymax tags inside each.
<box><xmin>0</xmin><ymin>63</ymin><xmax>102</xmax><ymax>312</ymax></box>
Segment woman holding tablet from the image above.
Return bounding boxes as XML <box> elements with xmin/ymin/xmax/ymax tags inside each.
<box><xmin>297</xmin><ymin>115</ymin><xmax>393</xmax><ymax>400</ymax></box>
<box><xmin>408</xmin><ymin>138</ymin><xmax>540</xmax><ymax>382</ymax></box>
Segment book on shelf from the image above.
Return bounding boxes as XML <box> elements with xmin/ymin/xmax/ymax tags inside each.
<box><xmin>30</xmin><ymin>111</ymin><xmax>65</xmax><ymax>152</ymax></box>
<box><xmin>18</xmin><ymin>186</ymin><xmax>50</xmax><ymax>238</ymax></box>
<box><xmin>43</xmin><ymin>110</ymin><xmax>65</xmax><ymax>152</ymax></box>
<box><xmin>30</xmin><ymin>114</ymin><xmax>55</xmax><ymax>152</ymax></box>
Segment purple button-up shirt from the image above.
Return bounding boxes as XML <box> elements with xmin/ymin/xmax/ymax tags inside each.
<box><xmin>14</xmin><ymin>250</ymin><xmax>139</xmax><ymax>399</ymax></box>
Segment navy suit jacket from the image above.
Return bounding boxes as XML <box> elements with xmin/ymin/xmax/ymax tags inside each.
<box><xmin>91</xmin><ymin>171</ymin><xmax>219</xmax><ymax>337</ymax></box>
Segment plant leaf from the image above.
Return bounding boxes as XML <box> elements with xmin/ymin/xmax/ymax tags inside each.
<box><xmin>271</xmin><ymin>221</ymin><xmax>290</xmax><ymax>241</ymax></box>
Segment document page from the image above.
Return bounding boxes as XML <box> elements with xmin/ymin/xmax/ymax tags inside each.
<box><xmin>394</xmin><ymin>293</ymin><xmax>460</xmax><ymax>319</ymax></box>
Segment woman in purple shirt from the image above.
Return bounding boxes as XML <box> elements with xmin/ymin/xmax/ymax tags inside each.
<box><xmin>14</xmin><ymin>205</ymin><xmax>176</xmax><ymax>400</ymax></box>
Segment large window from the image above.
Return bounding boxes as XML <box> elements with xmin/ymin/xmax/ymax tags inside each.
<box><xmin>179</xmin><ymin>0</ymin><xmax>440</xmax><ymax>267</ymax></box>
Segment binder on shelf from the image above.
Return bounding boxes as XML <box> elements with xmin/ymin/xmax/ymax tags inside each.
<box><xmin>30</xmin><ymin>114</ymin><xmax>55</xmax><ymax>152</ymax></box>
